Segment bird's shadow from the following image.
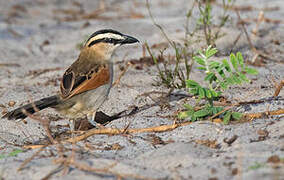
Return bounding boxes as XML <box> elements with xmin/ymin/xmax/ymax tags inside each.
<box><xmin>76</xmin><ymin>106</ymin><xmax>139</xmax><ymax>130</ymax></box>
<box><xmin>76</xmin><ymin>92</ymin><xmax>189</xmax><ymax>130</ymax></box>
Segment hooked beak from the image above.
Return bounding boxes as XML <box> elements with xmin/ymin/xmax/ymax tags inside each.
<box><xmin>121</xmin><ymin>34</ymin><xmax>139</xmax><ymax>44</ymax></box>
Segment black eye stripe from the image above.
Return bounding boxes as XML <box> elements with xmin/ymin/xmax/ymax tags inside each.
<box><xmin>88</xmin><ymin>38</ymin><xmax>121</xmax><ymax>47</ymax></box>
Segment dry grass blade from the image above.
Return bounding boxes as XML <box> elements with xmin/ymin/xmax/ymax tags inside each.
<box><xmin>112</xmin><ymin>62</ymin><xmax>130</xmax><ymax>87</ymax></box>
<box><xmin>146</xmin><ymin>0</ymin><xmax>175</xmax><ymax>48</ymax></box>
<box><xmin>274</xmin><ymin>80</ymin><xmax>284</xmax><ymax>97</ymax></box>
<box><xmin>236</xmin><ymin>10</ymin><xmax>281</xmax><ymax>63</ymax></box>
<box><xmin>0</xmin><ymin>63</ymin><xmax>21</xmax><ymax>67</ymax></box>
<box><xmin>54</xmin><ymin>158</ymin><xmax>155</xmax><ymax>180</ymax></box>
<box><xmin>54</xmin><ymin>158</ymin><xmax>117</xmax><ymax>173</ymax></box>
<box><xmin>208</xmin><ymin>104</ymin><xmax>236</xmax><ymax>121</ymax></box>
<box><xmin>22</xmin><ymin>109</ymin><xmax>54</xmax><ymax>144</ymax></box>
<box><xmin>18</xmin><ymin>145</ymin><xmax>47</xmax><ymax>171</ymax></box>
<box><xmin>26</xmin><ymin>67</ymin><xmax>62</xmax><ymax>78</ymax></box>
<box><xmin>41</xmin><ymin>165</ymin><xmax>64</xmax><ymax>180</ymax></box>
<box><xmin>243</xmin><ymin>108</ymin><xmax>284</xmax><ymax>120</ymax></box>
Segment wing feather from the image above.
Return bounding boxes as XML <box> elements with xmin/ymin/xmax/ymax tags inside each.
<box><xmin>60</xmin><ymin>63</ymin><xmax>110</xmax><ymax>99</ymax></box>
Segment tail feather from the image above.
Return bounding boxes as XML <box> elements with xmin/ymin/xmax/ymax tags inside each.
<box><xmin>3</xmin><ymin>95</ymin><xmax>60</xmax><ymax>120</ymax></box>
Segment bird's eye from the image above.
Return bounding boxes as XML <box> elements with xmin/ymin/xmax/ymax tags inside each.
<box><xmin>104</xmin><ymin>38</ymin><xmax>110</xmax><ymax>43</ymax></box>
<box><xmin>105</xmin><ymin>38</ymin><xmax>116</xmax><ymax>44</ymax></box>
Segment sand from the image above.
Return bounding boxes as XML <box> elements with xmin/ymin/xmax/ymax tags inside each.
<box><xmin>0</xmin><ymin>0</ymin><xmax>283</xmax><ymax>179</ymax></box>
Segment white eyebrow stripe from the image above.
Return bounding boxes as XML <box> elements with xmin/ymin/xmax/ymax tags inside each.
<box><xmin>86</xmin><ymin>33</ymin><xmax>124</xmax><ymax>46</ymax></box>
<box><xmin>91</xmin><ymin>33</ymin><xmax>124</xmax><ymax>41</ymax></box>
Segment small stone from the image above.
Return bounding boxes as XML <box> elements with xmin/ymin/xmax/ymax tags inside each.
<box><xmin>209</xmin><ymin>177</ymin><xmax>218</xmax><ymax>180</ymax></box>
<box><xmin>267</xmin><ymin>155</ymin><xmax>280</xmax><ymax>163</ymax></box>
<box><xmin>211</xmin><ymin>168</ymin><xmax>217</xmax><ymax>174</ymax></box>
<box><xmin>257</xmin><ymin>129</ymin><xmax>269</xmax><ymax>137</ymax></box>
<box><xmin>232</xmin><ymin>168</ymin><xmax>238</xmax><ymax>175</ymax></box>
<box><xmin>8</xmin><ymin>101</ymin><xmax>16</xmax><ymax>107</ymax></box>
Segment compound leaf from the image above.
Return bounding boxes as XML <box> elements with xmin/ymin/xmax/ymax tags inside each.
<box><xmin>223</xmin><ymin>111</ymin><xmax>232</xmax><ymax>124</ymax></box>
<box><xmin>232</xmin><ymin>112</ymin><xmax>242</xmax><ymax>120</ymax></box>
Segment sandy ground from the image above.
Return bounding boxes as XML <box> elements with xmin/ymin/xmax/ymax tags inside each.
<box><xmin>0</xmin><ymin>0</ymin><xmax>283</xmax><ymax>179</ymax></box>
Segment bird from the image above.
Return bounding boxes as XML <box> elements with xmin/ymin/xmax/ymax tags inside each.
<box><xmin>3</xmin><ymin>29</ymin><xmax>139</xmax><ymax>131</ymax></box>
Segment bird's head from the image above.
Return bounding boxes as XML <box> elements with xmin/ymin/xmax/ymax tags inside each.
<box><xmin>84</xmin><ymin>29</ymin><xmax>139</xmax><ymax>60</ymax></box>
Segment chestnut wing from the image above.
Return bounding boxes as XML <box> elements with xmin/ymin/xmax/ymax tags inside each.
<box><xmin>60</xmin><ymin>64</ymin><xmax>110</xmax><ymax>99</ymax></box>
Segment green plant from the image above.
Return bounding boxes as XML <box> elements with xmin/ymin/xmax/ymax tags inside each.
<box><xmin>146</xmin><ymin>43</ymin><xmax>193</xmax><ymax>89</ymax></box>
<box><xmin>196</xmin><ymin>0</ymin><xmax>233</xmax><ymax>46</ymax></box>
<box><xmin>0</xmin><ymin>149</ymin><xmax>23</xmax><ymax>160</ymax></box>
<box><xmin>145</xmin><ymin>0</ymin><xmax>234</xmax><ymax>89</ymax></box>
<box><xmin>145</xmin><ymin>0</ymin><xmax>195</xmax><ymax>89</ymax></box>
<box><xmin>248</xmin><ymin>162</ymin><xmax>266</xmax><ymax>170</ymax></box>
<box><xmin>179</xmin><ymin>46</ymin><xmax>258</xmax><ymax>123</ymax></box>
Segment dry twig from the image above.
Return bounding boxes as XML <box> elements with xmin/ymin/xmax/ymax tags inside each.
<box><xmin>112</xmin><ymin>62</ymin><xmax>130</xmax><ymax>87</ymax></box>
<box><xmin>236</xmin><ymin>10</ymin><xmax>281</xmax><ymax>63</ymax></box>
<box><xmin>243</xmin><ymin>108</ymin><xmax>284</xmax><ymax>120</ymax></box>
<box><xmin>274</xmin><ymin>80</ymin><xmax>284</xmax><ymax>97</ymax></box>
<box><xmin>18</xmin><ymin>145</ymin><xmax>47</xmax><ymax>171</ymax></box>
<box><xmin>66</xmin><ymin>122</ymin><xmax>191</xmax><ymax>144</ymax></box>
<box><xmin>54</xmin><ymin>158</ymin><xmax>154</xmax><ymax>180</ymax></box>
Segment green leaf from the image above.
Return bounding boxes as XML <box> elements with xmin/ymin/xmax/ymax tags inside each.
<box><xmin>223</xmin><ymin>111</ymin><xmax>232</xmax><ymax>124</ymax></box>
<box><xmin>8</xmin><ymin>149</ymin><xmax>23</xmax><ymax>157</ymax></box>
<box><xmin>212</xmin><ymin>107</ymin><xmax>218</xmax><ymax>114</ymax></box>
<box><xmin>191</xmin><ymin>116</ymin><xmax>197</xmax><ymax>122</ymax></box>
<box><xmin>222</xmin><ymin>59</ymin><xmax>231</xmax><ymax>72</ymax></box>
<box><xmin>178</xmin><ymin>111</ymin><xmax>189</xmax><ymax>119</ymax></box>
<box><xmin>204</xmin><ymin>72</ymin><xmax>215</xmax><ymax>82</ymax></box>
<box><xmin>238</xmin><ymin>73</ymin><xmax>249</xmax><ymax>82</ymax></box>
<box><xmin>186</xmin><ymin>80</ymin><xmax>199</xmax><ymax>87</ymax></box>
<box><xmin>226</xmin><ymin>76</ymin><xmax>235</xmax><ymax>85</ymax></box>
<box><xmin>232</xmin><ymin>75</ymin><xmax>242</xmax><ymax>84</ymax></box>
<box><xmin>194</xmin><ymin>56</ymin><xmax>206</xmax><ymax>66</ymax></box>
<box><xmin>205</xmin><ymin>89</ymin><xmax>212</xmax><ymax>98</ymax></box>
<box><xmin>216</xmin><ymin>66</ymin><xmax>226</xmax><ymax>78</ymax></box>
<box><xmin>219</xmin><ymin>81</ymin><xmax>227</xmax><ymax>90</ymax></box>
<box><xmin>184</xmin><ymin>104</ymin><xmax>193</xmax><ymax>110</ymax></box>
<box><xmin>209</xmin><ymin>61</ymin><xmax>220</xmax><ymax>69</ymax></box>
<box><xmin>232</xmin><ymin>112</ymin><xmax>242</xmax><ymax>120</ymax></box>
<box><xmin>194</xmin><ymin>108</ymin><xmax>210</xmax><ymax>118</ymax></box>
<box><xmin>198</xmin><ymin>50</ymin><xmax>204</xmax><ymax>57</ymax></box>
<box><xmin>213</xmin><ymin>106</ymin><xmax>224</xmax><ymax>114</ymax></box>
<box><xmin>245</xmin><ymin>67</ymin><xmax>258</xmax><ymax>75</ymax></box>
<box><xmin>211</xmin><ymin>90</ymin><xmax>219</xmax><ymax>97</ymax></box>
<box><xmin>236</xmin><ymin>52</ymin><xmax>244</xmax><ymax>69</ymax></box>
<box><xmin>0</xmin><ymin>154</ymin><xmax>6</xmax><ymax>159</ymax></box>
<box><xmin>197</xmin><ymin>67</ymin><xmax>207</xmax><ymax>70</ymax></box>
<box><xmin>198</xmin><ymin>87</ymin><xmax>205</xmax><ymax>99</ymax></box>
<box><xmin>189</xmin><ymin>88</ymin><xmax>198</xmax><ymax>95</ymax></box>
<box><xmin>230</xmin><ymin>53</ymin><xmax>238</xmax><ymax>71</ymax></box>
<box><xmin>248</xmin><ymin>162</ymin><xmax>266</xmax><ymax>170</ymax></box>
<box><xmin>205</xmin><ymin>46</ymin><xmax>218</xmax><ymax>58</ymax></box>
<box><xmin>152</xmin><ymin>56</ymin><xmax>158</xmax><ymax>64</ymax></box>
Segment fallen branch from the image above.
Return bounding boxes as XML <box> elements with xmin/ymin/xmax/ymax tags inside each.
<box><xmin>22</xmin><ymin>107</ymin><xmax>284</xmax><ymax>149</ymax></box>
<box><xmin>66</xmin><ymin>122</ymin><xmax>191</xmax><ymax>144</ymax></box>
<box><xmin>66</xmin><ymin>107</ymin><xmax>284</xmax><ymax>143</ymax></box>
<box><xmin>22</xmin><ymin>122</ymin><xmax>191</xmax><ymax>149</ymax></box>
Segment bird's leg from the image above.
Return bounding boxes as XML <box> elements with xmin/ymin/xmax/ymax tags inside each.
<box><xmin>87</xmin><ymin>111</ymin><xmax>100</xmax><ymax>128</ymax></box>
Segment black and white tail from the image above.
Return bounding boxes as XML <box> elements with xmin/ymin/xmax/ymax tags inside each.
<box><xmin>3</xmin><ymin>95</ymin><xmax>60</xmax><ymax>120</ymax></box>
